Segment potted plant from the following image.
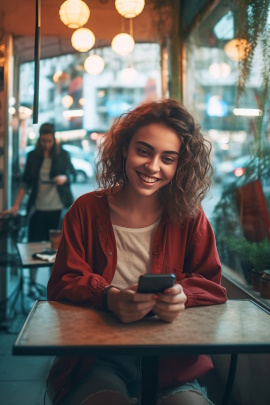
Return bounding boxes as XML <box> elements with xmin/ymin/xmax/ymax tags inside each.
<box><xmin>247</xmin><ymin>239</ymin><xmax>270</xmax><ymax>291</ymax></box>
<box><xmin>260</xmin><ymin>269</ymin><xmax>270</xmax><ymax>299</ymax></box>
<box><xmin>224</xmin><ymin>235</ymin><xmax>253</xmax><ymax>283</ymax></box>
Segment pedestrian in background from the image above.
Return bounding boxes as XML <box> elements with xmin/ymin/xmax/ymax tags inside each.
<box><xmin>1</xmin><ymin>122</ymin><xmax>76</xmax><ymax>297</ymax></box>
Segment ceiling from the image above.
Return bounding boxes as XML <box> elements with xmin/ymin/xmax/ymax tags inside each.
<box><xmin>0</xmin><ymin>0</ymin><xmax>164</xmax><ymax>61</ymax></box>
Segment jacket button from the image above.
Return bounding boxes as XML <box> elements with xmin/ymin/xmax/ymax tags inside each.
<box><xmin>109</xmin><ymin>251</ymin><xmax>112</xmax><ymax>256</ymax></box>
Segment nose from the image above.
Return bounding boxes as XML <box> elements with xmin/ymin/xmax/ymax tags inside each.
<box><xmin>145</xmin><ymin>156</ymin><xmax>160</xmax><ymax>173</ymax></box>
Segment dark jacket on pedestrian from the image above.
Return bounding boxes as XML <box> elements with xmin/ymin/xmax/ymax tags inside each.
<box><xmin>22</xmin><ymin>148</ymin><xmax>76</xmax><ymax>214</ymax></box>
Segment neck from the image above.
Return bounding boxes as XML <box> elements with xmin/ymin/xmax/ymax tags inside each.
<box><xmin>121</xmin><ymin>184</ymin><xmax>161</xmax><ymax>214</ymax></box>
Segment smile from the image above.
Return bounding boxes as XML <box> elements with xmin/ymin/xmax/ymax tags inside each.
<box><xmin>137</xmin><ymin>172</ymin><xmax>159</xmax><ymax>184</ymax></box>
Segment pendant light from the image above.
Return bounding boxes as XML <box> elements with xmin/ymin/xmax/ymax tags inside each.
<box><xmin>208</xmin><ymin>62</ymin><xmax>231</xmax><ymax>79</ymax></box>
<box><xmin>111</xmin><ymin>33</ymin><xmax>135</xmax><ymax>55</ymax></box>
<box><xmin>71</xmin><ymin>28</ymin><xmax>95</xmax><ymax>52</ymax></box>
<box><xmin>84</xmin><ymin>54</ymin><xmax>105</xmax><ymax>75</ymax></box>
<box><xmin>115</xmin><ymin>0</ymin><xmax>145</xmax><ymax>18</ymax></box>
<box><xmin>121</xmin><ymin>66</ymin><xmax>137</xmax><ymax>83</ymax></box>
<box><xmin>59</xmin><ymin>0</ymin><xmax>90</xmax><ymax>29</ymax></box>
<box><xmin>224</xmin><ymin>39</ymin><xmax>251</xmax><ymax>61</ymax></box>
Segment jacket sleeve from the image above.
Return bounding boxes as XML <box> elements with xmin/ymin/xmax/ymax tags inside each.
<box><xmin>47</xmin><ymin>206</ymin><xmax>109</xmax><ymax>308</ymax></box>
<box><xmin>180</xmin><ymin>210</ymin><xmax>227</xmax><ymax>307</ymax></box>
<box><xmin>21</xmin><ymin>152</ymin><xmax>34</xmax><ymax>189</ymax></box>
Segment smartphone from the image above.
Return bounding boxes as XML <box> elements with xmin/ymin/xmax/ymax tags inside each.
<box><xmin>32</xmin><ymin>248</ymin><xmax>56</xmax><ymax>257</ymax></box>
<box><xmin>138</xmin><ymin>274</ymin><xmax>176</xmax><ymax>294</ymax></box>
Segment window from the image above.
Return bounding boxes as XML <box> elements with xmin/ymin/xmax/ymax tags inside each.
<box><xmin>185</xmin><ymin>1</ymin><xmax>270</xmax><ymax>290</ymax></box>
<box><xmin>17</xmin><ymin>43</ymin><xmax>161</xmax><ymax>201</ymax></box>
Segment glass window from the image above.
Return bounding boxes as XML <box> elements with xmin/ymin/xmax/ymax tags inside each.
<box><xmin>17</xmin><ymin>43</ymin><xmax>161</xmax><ymax>204</ymax></box>
<box><xmin>185</xmin><ymin>1</ymin><xmax>270</xmax><ymax>290</ymax></box>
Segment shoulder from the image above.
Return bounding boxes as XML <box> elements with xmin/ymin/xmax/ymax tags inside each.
<box><xmin>166</xmin><ymin>208</ymin><xmax>210</xmax><ymax>235</ymax></box>
<box><xmin>68</xmin><ymin>190</ymin><xmax>109</xmax><ymax>219</ymax></box>
<box><xmin>25</xmin><ymin>149</ymin><xmax>40</xmax><ymax>165</ymax></box>
<box><xmin>191</xmin><ymin>208</ymin><xmax>210</xmax><ymax>231</ymax></box>
<box><xmin>186</xmin><ymin>208</ymin><xmax>215</xmax><ymax>245</ymax></box>
<box><xmin>27</xmin><ymin>149</ymin><xmax>38</xmax><ymax>159</ymax></box>
<box><xmin>58</xmin><ymin>148</ymin><xmax>70</xmax><ymax>159</ymax></box>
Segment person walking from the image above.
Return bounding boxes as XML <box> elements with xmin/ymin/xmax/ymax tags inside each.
<box><xmin>2</xmin><ymin>123</ymin><xmax>76</xmax><ymax>297</ymax></box>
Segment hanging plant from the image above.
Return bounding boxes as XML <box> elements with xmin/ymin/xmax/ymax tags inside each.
<box><xmin>235</xmin><ymin>0</ymin><xmax>270</xmax><ymax>102</ymax></box>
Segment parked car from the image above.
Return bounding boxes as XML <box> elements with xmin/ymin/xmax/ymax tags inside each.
<box><xmin>61</xmin><ymin>144</ymin><xmax>95</xmax><ymax>182</ymax></box>
<box><xmin>20</xmin><ymin>144</ymin><xmax>94</xmax><ymax>183</ymax></box>
<box><xmin>214</xmin><ymin>155</ymin><xmax>252</xmax><ymax>186</ymax></box>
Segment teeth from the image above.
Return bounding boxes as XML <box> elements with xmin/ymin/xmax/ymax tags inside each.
<box><xmin>139</xmin><ymin>173</ymin><xmax>158</xmax><ymax>183</ymax></box>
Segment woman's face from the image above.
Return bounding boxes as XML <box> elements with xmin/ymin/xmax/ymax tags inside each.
<box><xmin>123</xmin><ymin>123</ymin><xmax>181</xmax><ymax>198</ymax></box>
<box><xmin>39</xmin><ymin>133</ymin><xmax>55</xmax><ymax>152</ymax></box>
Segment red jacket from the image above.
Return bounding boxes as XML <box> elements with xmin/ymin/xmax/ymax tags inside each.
<box><xmin>47</xmin><ymin>190</ymin><xmax>227</xmax><ymax>404</ymax></box>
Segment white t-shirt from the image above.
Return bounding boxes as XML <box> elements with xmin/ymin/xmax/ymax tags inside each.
<box><xmin>111</xmin><ymin>218</ymin><xmax>161</xmax><ymax>289</ymax></box>
<box><xmin>35</xmin><ymin>158</ymin><xmax>63</xmax><ymax>211</ymax></box>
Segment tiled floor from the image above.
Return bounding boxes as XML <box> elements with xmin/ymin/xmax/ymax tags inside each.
<box><xmin>0</xmin><ymin>330</ymin><xmax>54</xmax><ymax>405</ymax></box>
<box><xmin>0</xmin><ymin>268</ymin><xmax>53</xmax><ymax>405</ymax></box>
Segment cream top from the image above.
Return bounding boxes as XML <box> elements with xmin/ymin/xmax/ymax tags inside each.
<box><xmin>35</xmin><ymin>158</ymin><xmax>63</xmax><ymax>211</ymax></box>
<box><xmin>111</xmin><ymin>218</ymin><xmax>161</xmax><ymax>289</ymax></box>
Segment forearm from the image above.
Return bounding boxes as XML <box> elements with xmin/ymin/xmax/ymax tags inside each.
<box><xmin>13</xmin><ymin>188</ymin><xmax>26</xmax><ymax>209</ymax></box>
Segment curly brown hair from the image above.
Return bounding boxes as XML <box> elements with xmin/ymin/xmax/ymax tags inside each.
<box><xmin>96</xmin><ymin>99</ymin><xmax>213</xmax><ymax>223</ymax></box>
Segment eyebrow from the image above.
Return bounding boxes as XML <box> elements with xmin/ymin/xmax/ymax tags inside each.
<box><xmin>135</xmin><ymin>141</ymin><xmax>179</xmax><ymax>155</ymax></box>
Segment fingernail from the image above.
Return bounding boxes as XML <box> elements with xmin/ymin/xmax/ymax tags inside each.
<box><xmin>164</xmin><ymin>289</ymin><xmax>171</xmax><ymax>294</ymax></box>
<box><xmin>152</xmin><ymin>295</ymin><xmax>159</xmax><ymax>300</ymax></box>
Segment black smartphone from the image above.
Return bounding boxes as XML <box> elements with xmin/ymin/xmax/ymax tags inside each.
<box><xmin>32</xmin><ymin>248</ymin><xmax>56</xmax><ymax>257</ymax></box>
<box><xmin>138</xmin><ymin>274</ymin><xmax>176</xmax><ymax>293</ymax></box>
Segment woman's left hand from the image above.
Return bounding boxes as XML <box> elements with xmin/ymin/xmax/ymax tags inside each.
<box><xmin>152</xmin><ymin>283</ymin><xmax>187</xmax><ymax>323</ymax></box>
<box><xmin>53</xmin><ymin>175</ymin><xmax>68</xmax><ymax>185</ymax></box>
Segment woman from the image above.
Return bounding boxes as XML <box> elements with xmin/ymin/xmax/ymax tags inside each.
<box><xmin>2</xmin><ymin>123</ymin><xmax>75</xmax><ymax>295</ymax></box>
<box><xmin>47</xmin><ymin>100</ymin><xmax>227</xmax><ymax>405</ymax></box>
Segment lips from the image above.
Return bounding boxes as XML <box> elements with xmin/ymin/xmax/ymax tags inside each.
<box><xmin>137</xmin><ymin>172</ymin><xmax>159</xmax><ymax>184</ymax></box>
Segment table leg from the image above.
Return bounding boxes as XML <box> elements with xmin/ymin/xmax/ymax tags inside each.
<box><xmin>222</xmin><ymin>354</ymin><xmax>238</xmax><ymax>405</ymax></box>
<box><xmin>141</xmin><ymin>355</ymin><xmax>159</xmax><ymax>405</ymax></box>
<box><xmin>10</xmin><ymin>268</ymin><xmax>27</xmax><ymax>315</ymax></box>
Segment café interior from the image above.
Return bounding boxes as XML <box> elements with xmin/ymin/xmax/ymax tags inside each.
<box><xmin>0</xmin><ymin>1</ymin><xmax>270</xmax><ymax>404</ymax></box>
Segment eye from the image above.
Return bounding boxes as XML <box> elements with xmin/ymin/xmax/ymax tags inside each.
<box><xmin>162</xmin><ymin>156</ymin><xmax>175</xmax><ymax>164</ymax></box>
<box><xmin>137</xmin><ymin>148</ymin><xmax>150</xmax><ymax>156</ymax></box>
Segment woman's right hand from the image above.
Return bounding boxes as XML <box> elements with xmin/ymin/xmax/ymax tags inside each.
<box><xmin>1</xmin><ymin>205</ymin><xmax>19</xmax><ymax>217</ymax></box>
<box><xmin>107</xmin><ymin>285</ymin><xmax>158</xmax><ymax>323</ymax></box>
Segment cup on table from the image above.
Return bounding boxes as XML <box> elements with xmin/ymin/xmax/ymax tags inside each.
<box><xmin>49</xmin><ymin>229</ymin><xmax>62</xmax><ymax>250</ymax></box>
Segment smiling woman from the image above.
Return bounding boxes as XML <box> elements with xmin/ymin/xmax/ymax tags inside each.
<box><xmin>47</xmin><ymin>98</ymin><xmax>226</xmax><ymax>405</ymax></box>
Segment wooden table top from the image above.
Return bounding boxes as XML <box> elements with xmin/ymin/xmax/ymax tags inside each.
<box><xmin>16</xmin><ymin>242</ymin><xmax>55</xmax><ymax>268</ymax></box>
<box><xmin>13</xmin><ymin>300</ymin><xmax>270</xmax><ymax>356</ymax></box>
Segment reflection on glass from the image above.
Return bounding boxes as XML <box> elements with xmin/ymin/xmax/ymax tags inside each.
<box><xmin>186</xmin><ymin>2</ymin><xmax>270</xmax><ymax>290</ymax></box>
<box><xmin>18</xmin><ymin>43</ymin><xmax>161</xmax><ymax>203</ymax></box>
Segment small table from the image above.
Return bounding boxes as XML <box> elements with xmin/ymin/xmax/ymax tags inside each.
<box><xmin>13</xmin><ymin>299</ymin><xmax>270</xmax><ymax>405</ymax></box>
<box><xmin>16</xmin><ymin>242</ymin><xmax>55</xmax><ymax>268</ymax></box>
<box><xmin>15</xmin><ymin>242</ymin><xmax>55</xmax><ymax>312</ymax></box>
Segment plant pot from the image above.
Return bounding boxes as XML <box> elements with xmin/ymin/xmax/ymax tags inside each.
<box><xmin>240</xmin><ymin>260</ymin><xmax>252</xmax><ymax>284</ymax></box>
<box><xmin>251</xmin><ymin>271</ymin><xmax>262</xmax><ymax>291</ymax></box>
<box><xmin>260</xmin><ymin>270</ymin><xmax>270</xmax><ymax>299</ymax></box>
